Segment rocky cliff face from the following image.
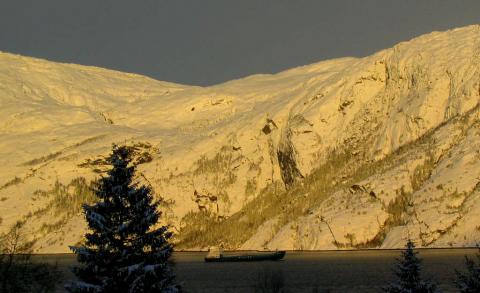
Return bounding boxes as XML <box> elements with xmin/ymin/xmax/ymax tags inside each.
<box><xmin>0</xmin><ymin>25</ymin><xmax>479</xmax><ymax>252</ymax></box>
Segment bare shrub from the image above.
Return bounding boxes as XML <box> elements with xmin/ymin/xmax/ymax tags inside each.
<box><xmin>254</xmin><ymin>268</ymin><xmax>286</xmax><ymax>293</ymax></box>
<box><xmin>0</xmin><ymin>221</ymin><xmax>61</xmax><ymax>292</ymax></box>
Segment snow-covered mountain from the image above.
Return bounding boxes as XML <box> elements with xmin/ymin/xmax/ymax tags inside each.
<box><xmin>1</xmin><ymin>25</ymin><xmax>479</xmax><ymax>252</ymax></box>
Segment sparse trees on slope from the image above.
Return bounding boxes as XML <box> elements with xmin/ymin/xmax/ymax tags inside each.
<box><xmin>66</xmin><ymin>145</ymin><xmax>180</xmax><ymax>293</ymax></box>
<box><xmin>455</xmin><ymin>247</ymin><xmax>480</xmax><ymax>293</ymax></box>
<box><xmin>383</xmin><ymin>239</ymin><xmax>438</xmax><ymax>293</ymax></box>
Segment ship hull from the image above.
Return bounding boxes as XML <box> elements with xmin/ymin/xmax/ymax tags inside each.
<box><xmin>205</xmin><ymin>251</ymin><xmax>286</xmax><ymax>262</ymax></box>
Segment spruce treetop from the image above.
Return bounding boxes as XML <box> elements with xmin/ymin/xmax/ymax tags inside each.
<box><xmin>383</xmin><ymin>239</ymin><xmax>438</xmax><ymax>293</ymax></box>
<box><xmin>455</xmin><ymin>247</ymin><xmax>480</xmax><ymax>293</ymax></box>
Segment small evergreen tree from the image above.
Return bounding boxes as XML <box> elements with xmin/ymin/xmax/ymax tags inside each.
<box><xmin>383</xmin><ymin>239</ymin><xmax>438</xmax><ymax>293</ymax></box>
<box><xmin>66</xmin><ymin>145</ymin><xmax>179</xmax><ymax>293</ymax></box>
<box><xmin>455</xmin><ymin>247</ymin><xmax>480</xmax><ymax>293</ymax></box>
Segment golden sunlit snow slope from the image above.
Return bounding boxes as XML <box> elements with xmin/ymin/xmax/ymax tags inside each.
<box><xmin>0</xmin><ymin>25</ymin><xmax>479</xmax><ymax>252</ymax></box>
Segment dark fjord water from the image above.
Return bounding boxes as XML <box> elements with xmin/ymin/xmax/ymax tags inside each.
<box><xmin>32</xmin><ymin>248</ymin><xmax>477</xmax><ymax>292</ymax></box>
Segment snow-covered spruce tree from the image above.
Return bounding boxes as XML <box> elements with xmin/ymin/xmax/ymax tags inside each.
<box><xmin>455</xmin><ymin>247</ymin><xmax>480</xmax><ymax>293</ymax></box>
<box><xmin>383</xmin><ymin>239</ymin><xmax>438</xmax><ymax>293</ymax></box>
<box><xmin>66</xmin><ymin>145</ymin><xmax>180</xmax><ymax>293</ymax></box>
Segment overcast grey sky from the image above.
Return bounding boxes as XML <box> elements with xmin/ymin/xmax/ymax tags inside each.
<box><xmin>1</xmin><ymin>0</ymin><xmax>479</xmax><ymax>86</ymax></box>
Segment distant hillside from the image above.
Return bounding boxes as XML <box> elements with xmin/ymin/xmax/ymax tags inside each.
<box><xmin>0</xmin><ymin>25</ymin><xmax>479</xmax><ymax>252</ymax></box>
